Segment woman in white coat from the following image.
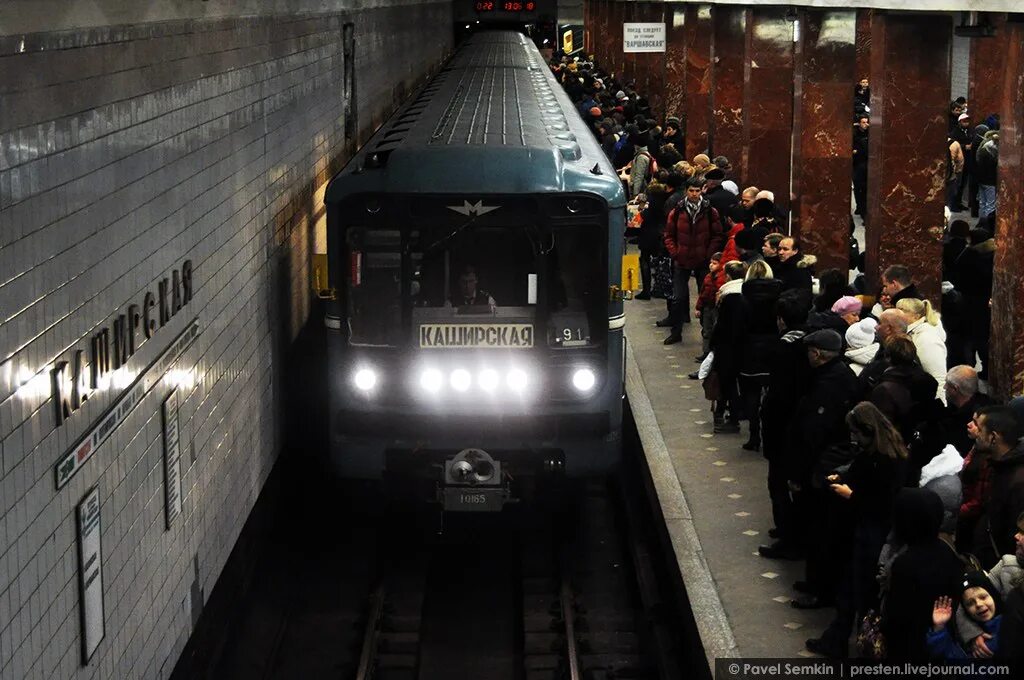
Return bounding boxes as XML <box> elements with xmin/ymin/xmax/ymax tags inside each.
<box><xmin>896</xmin><ymin>298</ymin><xmax>947</xmax><ymax>403</ymax></box>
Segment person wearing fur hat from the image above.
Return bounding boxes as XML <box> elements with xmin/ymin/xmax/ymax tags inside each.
<box><xmin>929</xmin><ymin>571</ymin><xmax>1004</xmax><ymax>659</ymax></box>
<box><xmin>845</xmin><ymin>318</ymin><xmax>879</xmax><ymax>375</ymax></box>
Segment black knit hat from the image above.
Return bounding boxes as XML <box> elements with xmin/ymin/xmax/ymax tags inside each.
<box><xmin>960</xmin><ymin>571</ymin><xmax>1003</xmax><ymax>614</ymax></box>
<box><xmin>752</xmin><ymin>197</ymin><xmax>775</xmax><ymax>218</ymax></box>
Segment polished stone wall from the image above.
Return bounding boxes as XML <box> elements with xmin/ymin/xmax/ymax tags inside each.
<box><xmin>0</xmin><ymin>4</ymin><xmax>450</xmax><ymax>679</ymax></box>
<box><xmin>865</xmin><ymin>11</ymin><xmax>950</xmax><ymax>304</ymax></box>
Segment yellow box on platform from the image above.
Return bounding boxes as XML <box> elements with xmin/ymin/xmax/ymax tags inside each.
<box><xmin>621</xmin><ymin>253</ymin><xmax>640</xmax><ymax>293</ymax></box>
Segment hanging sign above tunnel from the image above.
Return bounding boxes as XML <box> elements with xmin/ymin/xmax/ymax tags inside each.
<box><xmin>623</xmin><ymin>23</ymin><xmax>665</xmax><ymax>53</ymax></box>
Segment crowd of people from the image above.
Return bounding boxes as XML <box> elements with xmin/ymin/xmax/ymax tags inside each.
<box><xmin>551</xmin><ymin>53</ymin><xmax>1021</xmax><ymax>662</ymax></box>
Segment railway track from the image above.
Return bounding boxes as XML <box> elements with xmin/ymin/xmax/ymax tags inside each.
<box><xmin>188</xmin><ymin>466</ymin><xmax>687</xmax><ymax>680</ymax></box>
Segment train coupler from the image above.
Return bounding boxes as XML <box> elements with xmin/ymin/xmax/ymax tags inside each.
<box><xmin>438</xmin><ymin>448</ymin><xmax>512</xmax><ymax>512</ymax></box>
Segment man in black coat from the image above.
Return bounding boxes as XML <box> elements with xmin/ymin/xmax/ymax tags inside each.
<box><xmin>779</xmin><ymin>330</ymin><xmax>860</xmax><ymax>605</ymax></box>
<box><xmin>881</xmin><ymin>488</ymin><xmax>964</xmax><ymax>660</ymax></box>
<box><xmin>702</xmin><ymin>167</ymin><xmax>737</xmax><ymax>220</ymax></box>
<box><xmin>880</xmin><ymin>264</ymin><xmax>921</xmax><ymax>309</ymax></box>
<box><xmin>939</xmin><ymin>365</ymin><xmax>990</xmax><ymax>456</ymax></box>
<box><xmin>974</xmin><ymin>407</ymin><xmax>1024</xmax><ymax>563</ymax></box>
<box><xmin>775</xmin><ymin>237</ymin><xmax>816</xmax><ymax>294</ymax></box>
<box><xmin>852</xmin><ymin>115</ymin><xmax>869</xmax><ymax>217</ymax></box>
<box><xmin>758</xmin><ymin>291</ymin><xmax>811</xmax><ymax>559</ymax></box>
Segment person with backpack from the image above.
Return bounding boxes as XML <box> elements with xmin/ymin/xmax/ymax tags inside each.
<box><xmin>624</xmin><ymin>129</ymin><xmax>656</xmax><ymax>199</ymax></box>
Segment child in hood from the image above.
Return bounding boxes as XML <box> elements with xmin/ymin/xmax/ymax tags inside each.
<box><xmin>929</xmin><ymin>572</ymin><xmax>1003</xmax><ymax>659</ymax></box>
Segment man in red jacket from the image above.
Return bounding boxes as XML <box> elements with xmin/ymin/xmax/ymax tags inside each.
<box><xmin>662</xmin><ymin>177</ymin><xmax>724</xmax><ymax>344</ymax></box>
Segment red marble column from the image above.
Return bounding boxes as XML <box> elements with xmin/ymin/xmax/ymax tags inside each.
<box><xmin>791</xmin><ymin>9</ymin><xmax>857</xmax><ymax>275</ymax></box>
<box><xmin>622</xmin><ymin>2</ymin><xmax>637</xmax><ymax>88</ymax></box>
<box><xmin>865</xmin><ymin>12</ymin><xmax>951</xmax><ymax>305</ymax></box>
<box><xmin>683</xmin><ymin>5</ymin><xmax>714</xmax><ymax>159</ymax></box>
<box><xmin>710</xmin><ymin>6</ymin><xmax>746</xmax><ymax>172</ymax></box>
<box><xmin>664</xmin><ymin>5</ymin><xmax>687</xmax><ymax>124</ymax></box>
<box><xmin>855</xmin><ymin>9</ymin><xmax>872</xmax><ymax>89</ymax></box>
<box><xmin>990</xmin><ymin>19</ymin><xmax>1024</xmax><ymax>399</ymax></box>
<box><xmin>743</xmin><ymin>7</ymin><xmax>795</xmax><ymax>206</ymax></box>
<box><xmin>968</xmin><ymin>14</ymin><xmax>1008</xmax><ymax>125</ymax></box>
<box><xmin>635</xmin><ymin>3</ymin><xmax>665</xmax><ymax>120</ymax></box>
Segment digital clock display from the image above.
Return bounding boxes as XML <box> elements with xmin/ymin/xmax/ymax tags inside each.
<box><xmin>475</xmin><ymin>1</ymin><xmax>536</xmax><ymax>11</ymax></box>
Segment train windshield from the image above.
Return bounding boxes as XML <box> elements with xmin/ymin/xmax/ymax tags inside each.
<box><xmin>345</xmin><ymin>223</ymin><xmax>604</xmax><ymax>347</ymax></box>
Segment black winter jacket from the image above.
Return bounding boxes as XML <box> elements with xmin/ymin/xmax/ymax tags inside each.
<box><xmin>740</xmin><ymin>278</ymin><xmax>783</xmax><ymax>377</ymax></box>
<box><xmin>762</xmin><ymin>328</ymin><xmax>810</xmax><ymax>461</ymax></box>
<box><xmin>786</xmin><ymin>357</ymin><xmax>860</xmax><ymax>484</ymax></box>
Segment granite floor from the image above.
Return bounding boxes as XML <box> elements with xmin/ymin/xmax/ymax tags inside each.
<box><xmin>625</xmin><ymin>293</ymin><xmax>835</xmax><ymax>659</ymax></box>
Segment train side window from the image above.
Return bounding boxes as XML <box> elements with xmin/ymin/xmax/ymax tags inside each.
<box><xmin>346</xmin><ymin>228</ymin><xmax>401</xmax><ymax>346</ymax></box>
<box><xmin>343</xmin><ymin>23</ymin><xmax>356</xmax><ymax>141</ymax></box>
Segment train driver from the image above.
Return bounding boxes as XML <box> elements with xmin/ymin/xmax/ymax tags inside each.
<box><xmin>450</xmin><ymin>265</ymin><xmax>497</xmax><ymax>310</ymax></box>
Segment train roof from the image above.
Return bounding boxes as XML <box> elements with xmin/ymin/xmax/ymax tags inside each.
<box><xmin>326</xmin><ymin>31</ymin><xmax>625</xmax><ymax>208</ymax></box>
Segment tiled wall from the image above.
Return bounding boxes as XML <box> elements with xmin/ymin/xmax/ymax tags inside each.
<box><xmin>0</xmin><ymin>4</ymin><xmax>450</xmax><ymax>679</ymax></box>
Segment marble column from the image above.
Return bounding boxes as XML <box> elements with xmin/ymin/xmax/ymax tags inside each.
<box><xmin>855</xmin><ymin>9</ymin><xmax>872</xmax><ymax>89</ymax></box>
<box><xmin>664</xmin><ymin>5</ymin><xmax>688</xmax><ymax>125</ymax></box>
<box><xmin>791</xmin><ymin>9</ymin><xmax>857</xmax><ymax>276</ymax></box>
<box><xmin>990</xmin><ymin>19</ymin><xmax>1024</xmax><ymax>399</ymax></box>
<box><xmin>682</xmin><ymin>5</ymin><xmax>713</xmax><ymax>159</ymax></box>
<box><xmin>743</xmin><ymin>7</ymin><xmax>795</xmax><ymax>206</ymax></box>
<box><xmin>710</xmin><ymin>6</ymin><xmax>746</xmax><ymax>172</ymax></box>
<box><xmin>968</xmin><ymin>14</ymin><xmax>1008</xmax><ymax>125</ymax></box>
<box><xmin>635</xmin><ymin>3</ymin><xmax>665</xmax><ymax>120</ymax></box>
<box><xmin>622</xmin><ymin>1</ymin><xmax>637</xmax><ymax>89</ymax></box>
<box><xmin>865</xmin><ymin>12</ymin><xmax>950</xmax><ymax>305</ymax></box>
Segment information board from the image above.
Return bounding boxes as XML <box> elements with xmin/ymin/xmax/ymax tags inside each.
<box><xmin>623</xmin><ymin>23</ymin><xmax>666</xmax><ymax>53</ymax></box>
<box><xmin>76</xmin><ymin>487</ymin><xmax>104</xmax><ymax>663</ymax></box>
<box><xmin>162</xmin><ymin>389</ymin><xmax>182</xmax><ymax>528</ymax></box>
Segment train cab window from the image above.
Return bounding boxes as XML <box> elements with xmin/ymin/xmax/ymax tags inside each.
<box><xmin>410</xmin><ymin>225</ymin><xmax>536</xmax><ymax>315</ymax></box>
<box><xmin>346</xmin><ymin>229</ymin><xmax>402</xmax><ymax>346</ymax></box>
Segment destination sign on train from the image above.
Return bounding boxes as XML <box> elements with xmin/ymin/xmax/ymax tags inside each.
<box><xmin>419</xmin><ymin>324</ymin><xmax>534</xmax><ymax>348</ymax></box>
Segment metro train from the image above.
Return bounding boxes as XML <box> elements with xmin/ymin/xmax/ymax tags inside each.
<box><xmin>323</xmin><ymin>31</ymin><xmax>626</xmax><ymax>511</ymax></box>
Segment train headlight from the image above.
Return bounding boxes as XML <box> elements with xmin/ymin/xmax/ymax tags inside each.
<box><xmin>450</xmin><ymin>368</ymin><xmax>472</xmax><ymax>392</ymax></box>
<box><xmin>478</xmin><ymin>368</ymin><xmax>500</xmax><ymax>393</ymax></box>
<box><xmin>353</xmin><ymin>367</ymin><xmax>378</xmax><ymax>392</ymax></box>
<box><xmin>420</xmin><ymin>368</ymin><xmax>443</xmax><ymax>393</ymax></box>
<box><xmin>507</xmin><ymin>368</ymin><xmax>528</xmax><ymax>393</ymax></box>
<box><xmin>572</xmin><ymin>368</ymin><xmax>596</xmax><ymax>392</ymax></box>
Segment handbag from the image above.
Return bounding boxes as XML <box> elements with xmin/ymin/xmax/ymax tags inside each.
<box><xmin>702</xmin><ymin>369</ymin><xmax>721</xmax><ymax>402</ymax></box>
<box><xmin>650</xmin><ymin>254</ymin><xmax>674</xmax><ymax>299</ymax></box>
<box><xmin>856</xmin><ymin>609</ymin><xmax>886</xmax><ymax>660</ymax></box>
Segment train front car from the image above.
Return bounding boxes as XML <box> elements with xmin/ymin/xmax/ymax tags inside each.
<box><xmin>324</xmin><ymin>32</ymin><xmax>626</xmax><ymax>511</ymax></box>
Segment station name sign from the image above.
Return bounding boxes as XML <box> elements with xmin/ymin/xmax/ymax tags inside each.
<box><xmin>51</xmin><ymin>261</ymin><xmax>193</xmax><ymax>427</ymax></box>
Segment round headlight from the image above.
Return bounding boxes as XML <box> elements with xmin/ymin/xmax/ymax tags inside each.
<box><xmin>353</xmin><ymin>368</ymin><xmax>377</xmax><ymax>391</ymax></box>
<box><xmin>572</xmin><ymin>368</ymin><xmax>596</xmax><ymax>392</ymax></box>
<box><xmin>507</xmin><ymin>368</ymin><xmax>528</xmax><ymax>392</ymax></box>
<box><xmin>420</xmin><ymin>368</ymin><xmax>443</xmax><ymax>393</ymax></box>
<box><xmin>478</xmin><ymin>369</ymin><xmax>500</xmax><ymax>392</ymax></box>
<box><xmin>451</xmin><ymin>369</ymin><xmax>472</xmax><ymax>392</ymax></box>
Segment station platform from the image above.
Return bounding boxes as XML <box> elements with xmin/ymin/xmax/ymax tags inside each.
<box><xmin>624</xmin><ymin>297</ymin><xmax>831</xmax><ymax>666</ymax></box>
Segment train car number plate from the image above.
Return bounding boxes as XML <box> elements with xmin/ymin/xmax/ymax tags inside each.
<box><xmin>442</xmin><ymin>486</ymin><xmax>506</xmax><ymax>512</ymax></box>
